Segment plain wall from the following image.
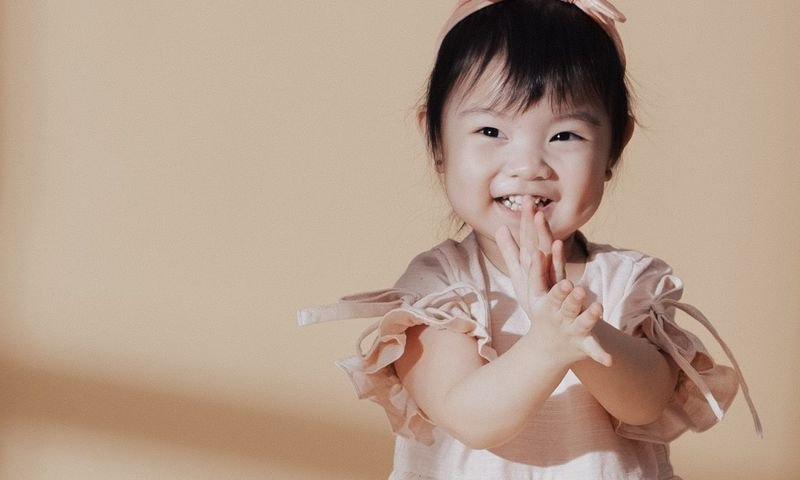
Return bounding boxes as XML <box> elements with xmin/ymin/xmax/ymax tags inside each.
<box><xmin>1</xmin><ymin>1</ymin><xmax>798</xmax><ymax>478</ymax></box>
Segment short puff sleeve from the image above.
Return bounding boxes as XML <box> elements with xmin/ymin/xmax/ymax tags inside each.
<box><xmin>612</xmin><ymin>257</ymin><xmax>761</xmax><ymax>443</ymax></box>
<box><xmin>297</xmin><ymin>248</ymin><xmax>495</xmax><ymax>445</ymax></box>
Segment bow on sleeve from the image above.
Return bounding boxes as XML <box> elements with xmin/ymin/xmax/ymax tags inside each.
<box><xmin>616</xmin><ymin>289</ymin><xmax>763</xmax><ymax>443</ymax></box>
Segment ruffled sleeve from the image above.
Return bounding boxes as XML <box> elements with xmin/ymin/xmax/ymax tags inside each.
<box><xmin>297</xmin><ymin>250</ymin><xmax>496</xmax><ymax>445</ymax></box>
<box><xmin>612</xmin><ymin>257</ymin><xmax>762</xmax><ymax>443</ymax></box>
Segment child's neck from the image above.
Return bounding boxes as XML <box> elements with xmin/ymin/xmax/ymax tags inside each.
<box><xmin>563</xmin><ymin>232</ymin><xmax>589</xmax><ymax>284</ymax></box>
<box><xmin>563</xmin><ymin>232</ymin><xmax>589</xmax><ymax>264</ymax></box>
<box><xmin>478</xmin><ymin>231</ymin><xmax>589</xmax><ymax>283</ymax></box>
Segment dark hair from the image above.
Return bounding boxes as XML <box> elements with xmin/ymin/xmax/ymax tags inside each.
<box><xmin>424</xmin><ymin>0</ymin><xmax>631</xmax><ymax>168</ymax></box>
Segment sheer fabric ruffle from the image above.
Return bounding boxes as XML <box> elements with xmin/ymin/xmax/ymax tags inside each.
<box><xmin>298</xmin><ymin>282</ymin><xmax>495</xmax><ymax>445</ymax></box>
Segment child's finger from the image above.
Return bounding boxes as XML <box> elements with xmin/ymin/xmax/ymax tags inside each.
<box><xmin>560</xmin><ymin>285</ymin><xmax>585</xmax><ymax>318</ymax></box>
<box><xmin>573</xmin><ymin>303</ymin><xmax>611</xmax><ymax>366</ymax></box>
<box><xmin>571</xmin><ymin>302</ymin><xmax>603</xmax><ymax>334</ymax></box>
<box><xmin>534</xmin><ymin>211</ymin><xmax>554</xmax><ymax>255</ymax></box>
<box><xmin>545</xmin><ymin>279</ymin><xmax>573</xmax><ymax>306</ymax></box>
<box><xmin>582</xmin><ymin>336</ymin><xmax>613</xmax><ymax>367</ymax></box>
<box><xmin>519</xmin><ymin>197</ymin><xmax>537</xmax><ymax>269</ymax></box>
<box><xmin>552</xmin><ymin>239</ymin><xmax>566</xmax><ymax>283</ymax></box>
<box><xmin>527</xmin><ymin>248</ymin><xmax>551</xmax><ymax>297</ymax></box>
<box><xmin>496</xmin><ymin>225</ymin><xmax>523</xmax><ymax>281</ymax></box>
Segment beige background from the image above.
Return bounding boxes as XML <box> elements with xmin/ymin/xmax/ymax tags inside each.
<box><xmin>0</xmin><ymin>1</ymin><xmax>797</xmax><ymax>479</ymax></box>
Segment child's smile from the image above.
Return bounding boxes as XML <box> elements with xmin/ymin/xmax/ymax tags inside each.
<box><xmin>440</xmin><ymin>62</ymin><xmax>613</xmax><ymax>272</ymax></box>
<box><xmin>497</xmin><ymin>194</ymin><xmax>552</xmax><ymax>212</ymax></box>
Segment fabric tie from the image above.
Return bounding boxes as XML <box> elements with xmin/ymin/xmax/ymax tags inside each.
<box><xmin>652</xmin><ymin>298</ymin><xmax>763</xmax><ymax>437</ymax></box>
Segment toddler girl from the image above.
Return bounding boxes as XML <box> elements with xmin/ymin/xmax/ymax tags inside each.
<box><xmin>299</xmin><ymin>1</ymin><xmax>761</xmax><ymax>478</ymax></box>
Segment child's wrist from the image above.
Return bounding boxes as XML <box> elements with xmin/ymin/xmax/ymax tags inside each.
<box><xmin>520</xmin><ymin>330</ymin><xmax>577</xmax><ymax>371</ymax></box>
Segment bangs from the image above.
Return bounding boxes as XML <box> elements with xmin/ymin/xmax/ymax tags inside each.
<box><xmin>455</xmin><ymin>52</ymin><xmax>607</xmax><ymax>117</ymax></box>
<box><xmin>425</xmin><ymin>0</ymin><xmax>629</xmax><ymax>160</ymax></box>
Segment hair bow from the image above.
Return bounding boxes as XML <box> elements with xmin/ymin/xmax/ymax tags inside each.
<box><xmin>437</xmin><ymin>0</ymin><xmax>627</xmax><ymax>66</ymax></box>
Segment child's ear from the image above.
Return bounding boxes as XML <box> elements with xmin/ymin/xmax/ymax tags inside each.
<box><xmin>606</xmin><ymin>116</ymin><xmax>636</xmax><ymax>181</ymax></box>
<box><xmin>416</xmin><ymin>106</ymin><xmax>427</xmax><ymax>135</ymax></box>
<box><xmin>622</xmin><ymin>115</ymin><xmax>635</xmax><ymax>149</ymax></box>
<box><xmin>417</xmin><ymin>106</ymin><xmax>445</xmax><ymax>173</ymax></box>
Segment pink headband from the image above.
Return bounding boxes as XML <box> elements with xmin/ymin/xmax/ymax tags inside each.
<box><xmin>437</xmin><ymin>0</ymin><xmax>627</xmax><ymax>66</ymax></box>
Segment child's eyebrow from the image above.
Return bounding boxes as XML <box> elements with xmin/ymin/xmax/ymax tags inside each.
<box><xmin>459</xmin><ymin>106</ymin><xmax>603</xmax><ymax>126</ymax></box>
<box><xmin>554</xmin><ymin>110</ymin><xmax>603</xmax><ymax>127</ymax></box>
<box><xmin>458</xmin><ymin>106</ymin><xmax>512</xmax><ymax>118</ymax></box>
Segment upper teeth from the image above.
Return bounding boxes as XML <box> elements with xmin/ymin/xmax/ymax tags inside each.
<box><xmin>500</xmin><ymin>195</ymin><xmax>547</xmax><ymax>211</ymax></box>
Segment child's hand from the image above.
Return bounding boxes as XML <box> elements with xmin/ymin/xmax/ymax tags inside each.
<box><xmin>495</xmin><ymin>197</ymin><xmax>612</xmax><ymax>367</ymax></box>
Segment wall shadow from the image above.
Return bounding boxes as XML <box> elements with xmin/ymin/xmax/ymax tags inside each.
<box><xmin>0</xmin><ymin>357</ymin><xmax>394</xmax><ymax>478</ymax></box>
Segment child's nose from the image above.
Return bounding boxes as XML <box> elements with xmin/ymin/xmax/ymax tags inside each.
<box><xmin>502</xmin><ymin>150</ymin><xmax>554</xmax><ymax>180</ymax></box>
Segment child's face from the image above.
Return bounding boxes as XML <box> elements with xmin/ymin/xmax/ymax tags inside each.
<box><xmin>440</xmin><ymin>63</ymin><xmax>612</xmax><ymax>267</ymax></box>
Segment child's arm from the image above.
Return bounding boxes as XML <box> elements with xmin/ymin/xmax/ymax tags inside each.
<box><xmin>395</xmin><ymin>197</ymin><xmax>611</xmax><ymax>449</ymax></box>
<box><xmin>515</xmin><ymin>204</ymin><xmax>679</xmax><ymax>426</ymax></box>
<box><xmin>395</xmin><ymin>278</ymin><xmax>603</xmax><ymax>450</ymax></box>
<box><xmin>570</xmin><ymin>320</ymin><xmax>680</xmax><ymax>425</ymax></box>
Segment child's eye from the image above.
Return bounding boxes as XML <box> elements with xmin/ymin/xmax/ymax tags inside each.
<box><xmin>478</xmin><ymin>127</ymin><xmax>501</xmax><ymax>138</ymax></box>
<box><xmin>550</xmin><ymin>132</ymin><xmax>583</xmax><ymax>142</ymax></box>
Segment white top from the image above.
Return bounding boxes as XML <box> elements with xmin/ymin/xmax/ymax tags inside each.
<box><xmin>298</xmin><ymin>231</ymin><xmax>759</xmax><ymax>480</ymax></box>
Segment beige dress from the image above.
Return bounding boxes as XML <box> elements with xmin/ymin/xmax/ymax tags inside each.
<box><xmin>298</xmin><ymin>231</ymin><xmax>760</xmax><ymax>480</ymax></box>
